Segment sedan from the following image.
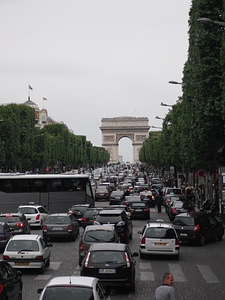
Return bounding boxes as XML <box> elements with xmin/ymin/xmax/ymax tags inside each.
<box><xmin>0</xmin><ymin>222</ymin><xmax>12</xmax><ymax>250</ymax></box>
<box><xmin>80</xmin><ymin>208</ymin><xmax>104</xmax><ymax>229</ymax></box>
<box><xmin>37</xmin><ymin>276</ymin><xmax>110</xmax><ymax>300</ymax></box>
<box><xmin>109</xmin><ymin>190</ymin><xmax>124</xmax><ymax>205</ymax></box>
<box><xmin>0</xmin><ymin>213</ymin><xmax>30</xmax><ymax>235</ymax></box>
<box><xmin>0</xmin><ymin>260</ymin><xmax>23</xmax><ymax>300</ymax></box>
<box><xmin>43</xmin><ymin>213</ymin><xmax>79</xmax><ymax>241</ymax></box>
<box><xmin>128</xmin><ymin>201</ymin><xmax>150</xmax><ymax>220</ymax></box>
<box><xmin>80</xmin><ymin>243</ymin><xmax>138</xmax><ymax>292</ymax></box>
<box><xmin>167</xmin><ymin>200</ymin><xmax>195</xmax><ymax>221</ymax></box>
<box><xmin>3</xmin><ymin>234</ymin><xmax>52</xmax><ymax>274</ymax></box>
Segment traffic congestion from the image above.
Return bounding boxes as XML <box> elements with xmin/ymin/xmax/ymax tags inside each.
<box><xmin>0</xmin><ymin>164</ymin><xmax>225</xmax><ymax>300</ymax></box>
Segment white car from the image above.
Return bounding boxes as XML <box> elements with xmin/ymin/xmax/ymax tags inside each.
<box><xmin>17</xmin><ymin>204</ymin><xmax>48</xmax><ymax>228</ymax></box>
<box><xmin>37</xmin><ymin>276</ymin><xmax>111</xmax><ymax>300</ymax></box>
<box><xmin>3</xmin><ymin>234</ymin><xmax>52</xmax><ymax>273</ymax></box>
<box><xmin>138</xmin><ymin>219</ymin><xmax>180</xmax><ymax>259</ymax></box>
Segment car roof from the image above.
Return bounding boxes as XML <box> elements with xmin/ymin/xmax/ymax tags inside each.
<box><xmin>9</xmin><ymin>234</ymin><xmax>40</xmax><ymax>241</ymax></box>
<box><xmin>48</xmin><ymin>213</ymin><xmax>69</xmax><ymax>216</ymax></box>
<box><xmin>18</xmin><ymin>204</ymin><xmax>43</xmax><ymax>208</ymax></box>
<box><xmin>146</xmin><ymin>220</ymin><xmax>174</xmax><ymax>229</ymax></box>
<box><xmin>98</xmin><ymin>209</ymin><xmax>124</xmax><ymax>215</ymax></box>
<box><xmin>85</xmin><ymin>224</ymin><xmax>115</xmax><ymax>231</ymax></box>
<box><xmin>45</xmin><ymin>276</ymin><xmax>98</xmax><ymax>287</ymax></box>
<box><xmin>71</xmin><ymin>204</ymin><xmax>90</xmax><ymax>207</ymax></box>
<box><xmin>89</xmin><ymin>243</ymin><xmax>127</xmax><ymax>251</ymax></box>
<box><xmin>174</xmin><ymin>212</ymin><xmax>209</xmax><ymax>218</ymax></box>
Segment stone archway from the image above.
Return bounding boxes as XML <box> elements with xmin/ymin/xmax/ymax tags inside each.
<box><xmin>100</xmin><ymin>117</ymin><xmax>150</xmax><ymax>163</ymax></box>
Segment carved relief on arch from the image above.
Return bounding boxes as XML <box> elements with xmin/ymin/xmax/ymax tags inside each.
<box><xmin>116</xmin><ymin>134</ymin><xmax>134</xmax><ymax>144</ymax></box>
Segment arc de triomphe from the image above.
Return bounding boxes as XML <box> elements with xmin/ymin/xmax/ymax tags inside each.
<box><xmin>100</xmin><ymin>117</ymin><xmax>150</xmax><ymax>163</ymax></box>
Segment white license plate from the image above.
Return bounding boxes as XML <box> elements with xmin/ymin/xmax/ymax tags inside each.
<box><xmin>180</xmin><ymin>233</ymin><xmax>187</xmax><ymax>237</ymax></box>
<box><xmin>52</xmin><ymin>227</ymin><xmax>64</xmax><ymax>230</ymax></box>
<box><xmin>99</xmin><ymin>269</ymin><xmax>116</xmax><ymax>274</ymax></box>
<box><xmin>135</xmin><ymin>209</ymin><xmax>142</xmax><ymax>211</ymax></box>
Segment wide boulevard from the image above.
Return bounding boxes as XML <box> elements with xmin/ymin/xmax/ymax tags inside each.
<box><xmin>15</xmin><ymin>202</ymin><xmax>225</xmax><ymax>300</ymax></box>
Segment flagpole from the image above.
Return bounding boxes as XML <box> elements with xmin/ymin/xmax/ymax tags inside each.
<box><xmin>28</xmin><ymin>84</ymin><xmax>30</xmax><ymax>101</ymax></box>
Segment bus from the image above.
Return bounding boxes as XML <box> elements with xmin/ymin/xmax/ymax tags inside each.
<box><xmin>0</xmin><ymin>173</ymin><xmax>95</xmax><ymax>213</ymax></box>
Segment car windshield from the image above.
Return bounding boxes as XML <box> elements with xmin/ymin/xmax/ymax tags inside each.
<box><xmin>146</xmin><ymin>228</ymin><xmax>176</xmax><ymax>239</ymax></box>
<box><xmin>84</xmin><ymin>230</ymin><xmax>115</xmax><ymax>242</ymax></box>
<box><xmin>89</xmin><ymin>251</ymin><xmax>125</xmax><ymax>263</ymax></box>
<box><xmin>45</xmin><ymin>216</ymin><xmax>69</xmax><ymax>224</ymax></box>
<box><xmin>42</xmin><ymin>286</ymin><xmax>93</xmax><ymax>300</ymax></box>
<box><xmin>131</xmin><ymin>203</ymin><xmax>146</xmax><ymax>208</ymax></box>
<box><xmin>7</xmin><ymin>240</ymin><xmax>39</xmax><ymax>251</ymax></box>
<box><xmin>167</xmin><ymin>189</ymin><xmax>182</xmax><ymax>195</ymax></box>
<box><xmin>174</xmin><ymin>217</ymin><xmax>195</xmax><ymax>226</ymax></box>
<box><xmin>18</xmin><ymin>207</ymin><xmax>37</xmax><ymax>214</ymax></box>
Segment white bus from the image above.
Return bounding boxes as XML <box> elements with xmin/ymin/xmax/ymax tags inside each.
<box><xmin>0</xmin><ymin>173</ymin><xmax>95</xmax><ymax>213</ymax></box>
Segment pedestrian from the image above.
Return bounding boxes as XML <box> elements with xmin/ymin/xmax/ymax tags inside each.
<box><xmin>154</xmin><ymin>273</ymin><xmax>177</xmax><ymax>300</ymax></box>
<box><xmin>155</xmin><ymin>189</ymin><xmax>163</xmax><ymax>213</ymax></box>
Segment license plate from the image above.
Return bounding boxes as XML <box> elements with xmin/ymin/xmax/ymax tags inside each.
<box><xmin>16</xmin><ymin>262</ymin><xmax>29</xmax><ymax>266</ymax></box>
<box><xmin>155</xmin><ymin>242</ymin><xmax>166</xmax><ymax>246</ymax></box>
<box><xmin>180</xmin><ymin>233</ymin><xmax>187</xmax><ymax>237</ymax></box>
<box><xmin>52</xmin><ymin>227</ymin><xmax>64</xmax><ymax>230</ymax></box>
<box><xmin>135</xmin><ymin>209</ymin><xmax>142</xmax><ymax>211</ymax></box>
<box><xmin>99</xmin><ymin>269</ymin><xmax>116</xmax><ymax>274</ymax></box>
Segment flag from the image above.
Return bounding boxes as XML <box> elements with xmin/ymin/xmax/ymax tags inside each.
<box><xmin>43</xmin><ymin>97</ymin><xmax>47</xmax><ymax>101</ymax></box>
<box><xmin>28</xmin><ymin>85</ymin><xmax>33</xmax><ymax>90</ymax></box>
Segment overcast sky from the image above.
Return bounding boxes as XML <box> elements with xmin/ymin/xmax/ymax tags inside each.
<box><xmin>0</xmin><ymin>0</ymin><xmax>192</xmax><ymax>163</ymax></box>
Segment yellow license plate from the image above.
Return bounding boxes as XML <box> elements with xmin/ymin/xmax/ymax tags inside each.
<box><xmin>16</xmin><ymin>262</ymin><xmax>29</xmax><ymax>266</ymax></box>
<box><xmin>155</xmin><ymin>242</ymin><xmax>166</xmax><ymax>246</ymax></box>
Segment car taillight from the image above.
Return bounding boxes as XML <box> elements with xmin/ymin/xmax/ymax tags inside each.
<box><xmin>35</xmin><ymin>256</ymin><xmax>43</xmax><ymax>261</ymax></box>
<box><xmin>141</xmin><ymin>236</ymin><xmax>146</xmax><ymax>246</ymax></box>
<box><xmin>194</xmin><ymin>224</ymin><xmax>200</xmax><ymax>232</ymax></box>
<box><xmin>175</xmin><ymin>238</ymin><xmax>180</xmax><ymax>246</ymax></box>
<box><xmin>84</xmin><ymin>252</ymin><xmax>90</xmax><ymax>268</ymax></box>
<box><xmin>79</xmin><ymin>243</ymin><xmax>86</xmax><ymax>252</ymax></box>
<box><xmin>171</xmin><ymin>208</ymin><xmax>177</xmax><ymax>213</ymax></box>
<box><xmin>3</xmin><ymin>255</ymin><xmax>9</xmax><ymax>260</ymax></box>
<box><xmin>43</xmin><ymin>225</ymin><xmax>47</xmax><ymax>232</ymax></box>
<box><xmin>0</xmin><ymin>235</ymin><xmax>7</xmax><ymax>240</ymax></box>
<box><xmin>144</xmin><ymin>208</ymin><xmax>149</xmax><ymax>212</ymax></box>
<box><xmin>129</xmin><ymin>208</ymin><xmax>134</xmax><ymax>213</ymax></box>
<box><xmin>68</xmin><ymin>225</ymin><xmax>73</xmax><ymax>232</ymax></box>
<box><xmin>16</xmin><ymin>222</ymin><xmax>24</xmax><ymax>228</ymax></box>
<box><xmin>0</xmin><ymin>284</ymin><xmax>4</xmax><ymax>294</ymax></box>
<box><xmin>82</xmin><ymin>217</ymin><xmax>86</xmax><ymax>222</ymax></box>
<box><xmin>36</xmin><ymin>214</ymin><xmax>40</xmax><ymax>221</ymax></box>
<box><xmin>125</xmin><ymin>252</ymin><xmax>130</xmax><ymax>267</ymax></box>
<box><xmin>152</xmin><ymin>195</ymin><xmax>155</xmax><ymax>199</ymax></box>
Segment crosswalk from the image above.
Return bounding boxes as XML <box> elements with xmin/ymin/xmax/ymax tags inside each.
<box><xmin>34</xmin><ymin>261</ymin><xmax>221</xmax><ymax>285</ymax></box>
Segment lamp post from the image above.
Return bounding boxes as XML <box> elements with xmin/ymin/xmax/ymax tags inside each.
<box><xmin>168</xmin><ymin>81</ymin><xmax>183</xmax><ymax>85</ymax></box>
<box><xmin>160</xmin><ymin>102</ymin><xmax>173</xmax><ymax>107</ymax></box>
<box><xmin>155</xmin><ymin>116</ymin><xmax>164</xmax><ymax>120</ymax></box>
<box><xmin>197</xmin><ymin>17</ymin><xmax>225</xmax><ymax>27</ymax></box>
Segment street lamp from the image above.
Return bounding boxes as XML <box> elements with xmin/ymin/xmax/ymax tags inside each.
<box><xmin>168</xmin><ymin>81</ymin><xmax>183</xmax><ymax>85</ymax></box>
<box><xmin>161</xmin><ymin>102</ymin><xmax>173</xmax><ymax>107</ymax></box>
<box><xmin>197</xmin><ymin>17</ymin><xmax>225</xmax><ymax>27</ymax></box>
<box><xmin>155</xmin><ymin>116</ymin><xmax>164</xmax><ymax>120</ymax></box>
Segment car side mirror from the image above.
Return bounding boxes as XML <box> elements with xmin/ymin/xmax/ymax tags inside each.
<box><xmin>37</xmin><ymin>288</ymin><xmax>43</xmax><ymax>294</ymax></box>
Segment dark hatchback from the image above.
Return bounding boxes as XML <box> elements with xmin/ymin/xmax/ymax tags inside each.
<box><xmin>109</xmin><ymin>191</ymin><xmax>124</xmax><ymax>205</ymax></box>
<box><xmin>0</xmin><ymin>213</ymin><xmax>30</xmax><ymax>235</ymax></box>
<box><xmin>80</xmin><ymin>243</ymin><xmax>138</xmax><ymax>292</ymax></box>
<box><xmin>80</xmin><ymin>208</ymin><xmax>104</xmax><ymax>229</ymax></box>
<box><xmin>68</xmin><ymin>204</ymin><xmax>92</xmax><ymax>225</ymax></box>
<box><xmin>43</xmin><ymin>213</ymin><xmax>79</xmax><ymax>241</ymax></box>
<box><xmin>173</xmin><ymin>212</ymin><xmax>224</xmax><ymax>245</ymax></box>
<box><xmin>167</xmin><ymin>200</ymin><xmax>195</xmax><ymax>221</ymax></box>
<box><xmin>0</xmin><ymin>260</ymin><xmax>23</xmax><ymax>299</ymax></box>
<box><xmin>128</xmin><ymin>201</ymin><xmax>150</xmax><ymax>220</ymax></box>
<box><xmin>94</xmin><ymin>210</ymin><xmax>133</xmax><ymax>243</ymax></box>
<box><xmin>0</xmin><ymin>223</ymin><xmax>12</xmax><ymax>250</ymax></box>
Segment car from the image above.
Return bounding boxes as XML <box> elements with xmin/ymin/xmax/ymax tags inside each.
<box><xmin>94</xmin><ymin>209</ymin><xmax>133</xmax><ymax>243</ymax></box>
<box><xmin>109</xmin><ymin>190</ymin><xmax>124</xmax><ymax>205</ymax></box>
<box><xmin>80</xmin><ymin>208</ymin><xmax>104</xmax><ymax>229</ymax></box>
<box><xmin>68</xmin><ymin>204</ymin><xmax>92</xmax><ymax>225</ymax></box>
<box><xmin>103</xmin><ymin>205</ymin><xmax>131</xmax><ymax>218</ymax></box>
<box><xmin>78</xmin><ymin>224</ymin><xmax>120</xmax><ymax>266</ymax></box>
<box><xmin>163</xmin><ymin>187</ymin><xmax>182</xmax><ymax>199</ymax></box>
<box><xmin>0</xmin><ymin>222</ymin><xmax>12</xmax><ymax>250</ymax></box>
<box><xmin>138</xmin><ymin>220</ymin><xmax>180</xmax><ymax>259</ymax></box>
<box><xmin>95</xmin><ymin>187</ymin><xmax>111</xmax><ymax>201</ymax></box>
<box><xmin>0</xmin><ymin>260</ymin><xmax>23</xmax><ymax>300</ymax></box>
<box><xmin>167</xmin><ymin>200</ymin><xmax>195</xmax><ymax>221</ymax></box>
<box><xmin>37</xmin><ymin>276</ymin><xmax>111</xmax><ymax>300</ymax></box>
<box><xmin>3</xmin><ymin>234</ymin><xmax>52</xmax><ymax>274</ymax></box>
<box><xmin>0</xmin><ymin>213</ymin><xmax>30</xmax><ymax>235</ymax></box>
<box><xmin>173</xmin><ymin>212</ymin><xmax>224</xmax><ymax>245</ymax></box>
<box><xmin>128</xmin><ymin>201</ymin><xmax>150</xmax><ymax>220</ymax></box>
<box><xmin>80</xmin><ymin>243</ymin><xmax>138</xmax><ymax>292</ymax></box>
<box><xmin>17</xmin><ymin>204</ymin><xmax>48</xmax><ymax>228</ymax></box>
<box><xmin>43</xmin><ymin>213</ymin><xmax>79</xmax><ymax>241</ymax></box>
<box><xmin>139</xmin><ymin>190</ymin><xmax>155</xmax><ymax>207</ymax></box>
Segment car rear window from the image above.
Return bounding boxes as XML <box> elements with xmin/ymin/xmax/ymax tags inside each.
<box><xmin>7</xmin><ymin>240</ymin><xmax>39</xmax><ymax>251</ymax></box>
<box><xmin>174</xmin><ymin>217</ymin><xmax>195</xmax><ymax>226</ymax></box>
<box><xmin>131</xmin><ymin>202</ymin><xmax>146</xmax><ymax>208</ymax></box>
<box><xmin>84</xmin><ymin>230</ymin><xmax>116</xmax><ymax>242</ymax></box>
<box><xmin>146</xmin><ymin>228</ymin><xmax>176</xmax><ymax>239</ymax></box>
<box><xmin>89</xmin><ymin>251</ymin><xmax>125</xmax><ymax>263</ymax></box>
<box><xmin>18</xmin><ymin>207</ymin><xmax>37</xmax><ymax>214</ymax></box>
<box><xmin>96</xmin><ymin>216</ymin><xmax>122</xmax><ymax>223</ymax></box>
<box><xmin>43</xmin><ymin>286</ymin><xmax>93</xmax><ymax>300</ymax></box>
<box><xmin>45</xmin><ymin>216</ymin><xmax>69</xmax><ymax>224</ymax></box>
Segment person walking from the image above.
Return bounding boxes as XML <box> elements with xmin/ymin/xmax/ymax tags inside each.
<box><xmin>154</xmin><ymin>273</ymin><xmax>177</xmax><ymax>300</ymax></box>
<box><xmin>155</xmin><ymin>189</ymin><xmax>163</xmax><ymax>213</ymax></box>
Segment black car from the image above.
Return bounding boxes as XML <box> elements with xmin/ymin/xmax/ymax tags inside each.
<box><xmin>109</xmin><ymin>190</ymin><xmax>124</xmax><ymax>205</ymax></box>
<box><xmin>80</xmin><ymin>243</ymin><xmax>138</xmax><ymax>292</ymax></box>
<box><xmin>127</xmin><ymin>201</ymin><xmax>150</xmax><ymax>220</ymax></box>
<box><xmin>0</xmin><ymin>222</ymin><xmax>12</xmax><ymax>250</ymax></box>
<box><xmin>173</xmin><ymin>212</ymin><xmax>224</xmax><ymax>245</ymax></box>
<box><xmin>167</xmin><ymin>200</ymin><xmax>195</xmax><ymax>221</ymax></box>
<box><xmin>68</xmin><ymin>204</ymin><xmax>92</xmax><ymax>225</ymax></box>
<box><xmin>80</xmin><ymin>208</ymin><xmax>104</xmax><ymax>229</ymax></box>
<box><xmin>0</xmin><ymin>260</ymin><xmax>23</xmax><ymax>299</ymax></box>
<box><xmin>0</xmin><ymin>213</ymin><xmax>30</xmax><ymax>235</ymax></box>
<box><xmin>43</xmin><ymin>213</ymin><xmax>79</xmax><ymax>241</ymax></box>
<box><xmin>94</xmin><ymin>209</ymin><xmax>133</xmax><ymax>243</ymax></box>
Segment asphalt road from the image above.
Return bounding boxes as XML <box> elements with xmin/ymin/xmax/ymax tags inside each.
<box><xmin>10</xmin><ymin>202</ymin><xmax>225</xmax><ymax>300</ymax></box>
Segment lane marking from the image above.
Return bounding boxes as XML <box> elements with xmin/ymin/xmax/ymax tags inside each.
<box><xmin>197</xmin><ymin>265</ymin><xmax>219</xmax><ymax>283</ymax></box>
<box><xmin>169</xmin><ymin>263</ymin><xmax>187</xmax><ymax>282</ymax></box>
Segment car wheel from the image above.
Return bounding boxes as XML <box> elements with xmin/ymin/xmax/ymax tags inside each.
<box><xmin>46</xmin><ymin>257</ymin><xmax>50</xmax><ymax>267</ymax></box>
<box><xmin>198</xmin><ymin>235</ymin><xmax>205</xmax><ymax>246</ymax></box>
<box><xmin>129</xmin><ymin>276</ymin><xmax>135</xmax><ymax>292</ymax></box>
<box><xmin>140</xmin><ymin>252</ymin><xmax>146</xmax><ymax>259</ymax></box>
<box><xmin>71</xmin><ymin>233</ymin><xmax>76</xmax><ymax>241</ymax></box>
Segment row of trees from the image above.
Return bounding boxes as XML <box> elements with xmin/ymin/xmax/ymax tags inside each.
<box><xmin>0</xmin><ymin>104</ymin><xmax>110</xmax><ymax>173</ymax></box>
<box><xmin>139</xmin><ymin>1</ymin><xmax>225</xmax><ymax>192</ymax></box>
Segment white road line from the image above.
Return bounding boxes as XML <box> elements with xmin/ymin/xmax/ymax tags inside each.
<box><xmin>197</xmin><ymin>265</ymin><xmax>219</xmax><ymax>283</ymax></box>
<box><xmin>140</xmin><ymin>271</ymin><xmax>155</xmax><ymax>281</ymax></box>
<box><xmin>169</xmin><ymin>263</ymin><xmax>187</xmax><ymax>282</ymax></box>
<box><xmin>35</xmin><ymin>274</ymin><xmax>52</xmax><ymax>280</ymax></box>
<box><xmin>139</xmin><ymin>262</ymin><xmax>152</xmax><ymax>270</ymax></box>
<box><xmin>48</xmin><ymin>262</ymin><xmax>62</xmax><ymax>270</ymax></box>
